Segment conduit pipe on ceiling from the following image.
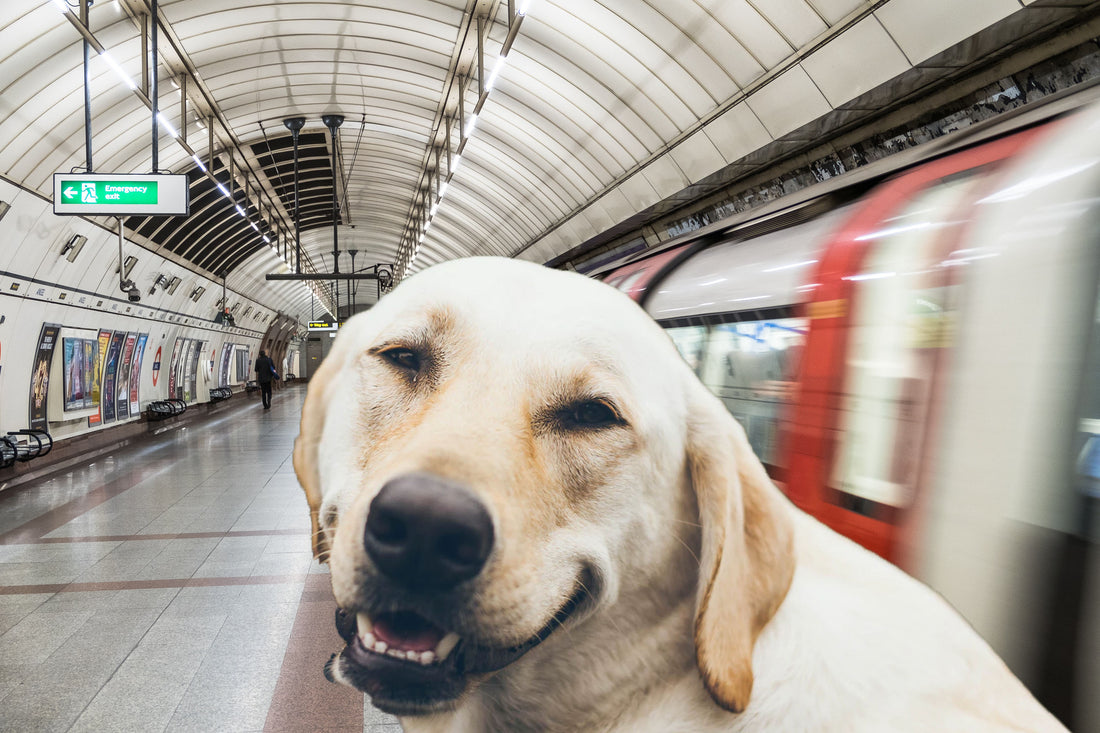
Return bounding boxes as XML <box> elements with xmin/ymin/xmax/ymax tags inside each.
<box><xmin>150</xmin><ymin>0</ymin><xmax>159</xmax><ymax>172</ymax></box>
<box><xmin>283</xmin><ymin>117</ymin><xmax>305</xmax><ymax>274</ymax></box>
<box><xmin>322</xmin><ymin>114</ymin><xmax>344</xmax><ymax>316</ymax></box>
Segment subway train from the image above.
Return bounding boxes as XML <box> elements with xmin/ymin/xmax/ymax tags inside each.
<box><xmin>598</xmin><ymin>90</ymin><xmax>1100</xmax><ymax>731</ymax></box>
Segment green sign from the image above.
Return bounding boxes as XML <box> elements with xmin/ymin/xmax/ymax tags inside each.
<box><xmin>53</xmin><ymin>173</ymin><xmax>189</xmax><ymax>216</ymax></box>
<box><xmin>60</xmin><ymin>180</ymin><xmax>159</xmax><ymax>206</ymax></box>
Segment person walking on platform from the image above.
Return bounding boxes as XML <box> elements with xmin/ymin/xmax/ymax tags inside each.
<box><xmin>255</xmin><ymin>349</ymin><xmax>278</xmax><ymax>410</ymax></box>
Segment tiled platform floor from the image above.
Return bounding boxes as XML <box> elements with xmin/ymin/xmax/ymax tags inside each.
<box><xmin>0</xmin><ymin>386</ymin><xmax>401</xmax><ymax>732</ymax></box>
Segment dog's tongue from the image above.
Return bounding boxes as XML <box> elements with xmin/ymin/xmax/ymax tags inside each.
<box><xmin>372</xmin><ymin>611</ymin><xmax>446</xmax><ymax>652</ymax></box>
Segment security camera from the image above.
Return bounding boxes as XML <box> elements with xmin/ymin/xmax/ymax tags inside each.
<box><xmin>128</xmin><ymin>288</ymin><xmax>141</xmax><ymax>303</ymax></box>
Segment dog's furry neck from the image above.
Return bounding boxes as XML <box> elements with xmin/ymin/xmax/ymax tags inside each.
<box><xmin>404</xmin><ymin>595</ymin><xmax>699</xmax><ymax>733</ymax></box>
<box><xmin>403</xmin><ymin>527</ymin><xmax>703</xmax><ymax>733</ymax></box>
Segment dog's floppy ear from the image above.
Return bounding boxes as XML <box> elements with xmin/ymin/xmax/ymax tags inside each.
<box><xmin>293</xmin><ymin>352</ymin><xmax>340</xmax><ymax>562</ymax></box>
<box><xmin>687</xmin><ymin>390</ymin><xmax>795</xmax><ymax>713</ymax></box>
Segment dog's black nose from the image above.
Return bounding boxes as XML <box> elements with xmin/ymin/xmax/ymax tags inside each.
<box><xmin>363</xmin><ymin>472</ymin><xmax>494</xmax><ymax>590</ymax></box>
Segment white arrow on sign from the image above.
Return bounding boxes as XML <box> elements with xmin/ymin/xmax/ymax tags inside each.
<box><xmin>63</xmin><ymin>185</ymin><xmax>78</xmax><ymax>200</ymax></box>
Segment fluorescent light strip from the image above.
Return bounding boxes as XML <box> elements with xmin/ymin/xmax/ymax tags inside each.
<box><xmin>156</xmin><ymin>112</ymin><xmax>179</xmax><ymax>138</ymax></box>
<box><xmin>485</xmin><ymin>54</ymin><xmax>507</xmax><ymax>91</ymax></box>
<box><xmin>191</xmin><ymin>154</ymin><xmax>207</xmax><ymax>172</ymax></box>
<box><xmin>235</xmin><ymin>204</ymin><xmax>246</xmax><ymax>216</ymax></box>
<box><xmin>99</xmin><ymin>51</ymin><xmax>137</xmax><ymax>90</ymax></box>
<box><xmin>217</xmin><ymin>183</ymin><xmax>230</xmax><ymax>197</ymax></box>
<box><xmin>52</xmin><ymin>0</ymin><xmax>70</xmax><ymax>13</ymax></box>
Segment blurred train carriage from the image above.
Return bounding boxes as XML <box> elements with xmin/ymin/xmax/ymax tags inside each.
<box><xmin>599</xmin><ymin>91</ymin><xmax>1100</xmax><ymax>731</ymax></box>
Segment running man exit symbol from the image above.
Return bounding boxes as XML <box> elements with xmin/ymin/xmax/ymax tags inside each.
<box><xmin>81</xmin><ymin>183</ymin><xmax>96</xmax><ymax>203</ymax></box>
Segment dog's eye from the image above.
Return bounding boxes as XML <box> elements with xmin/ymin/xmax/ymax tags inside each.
<box><xmin>379</xmin><ymin>347</ymin><xmax>421</xmax><ymax>373</ymax></box>
<box><xmin>561</xmin><ymin>400</ymin><xmax>622</xmax><ymax>430</ymax></box>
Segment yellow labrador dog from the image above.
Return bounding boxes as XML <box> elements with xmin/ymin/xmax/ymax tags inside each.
<box><xmin>294</xmin><ymin>257</ymin><xmax>1066</xmax><ymax>732</ymax></box>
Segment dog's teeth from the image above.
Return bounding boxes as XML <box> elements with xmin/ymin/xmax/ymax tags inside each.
<box><xmin>419</xmin><ymin>650</ymin><xmax>436</xmax><ymax>665</ymax></box>
<box><xmin>373</xmin><ymin>640</ymin><xmax>388</xmax><ymax>653</ymax></box>
<box><xmin>359</xmin><ymin>631</ymin><xmax>376</xmax><ymax>647</ymax></box>
<box><xmin>356</xmin><ymin>613</ymin><xmax>373</xmax><ymax>635</ymax></box>
<box><xmin>435</xmin><ymin>632</ymin><xmax>461</xmax><ymax>661</ymax></box>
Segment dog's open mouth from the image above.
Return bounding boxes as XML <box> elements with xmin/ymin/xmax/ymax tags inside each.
<box><xmin>327</xmin><ymin>586</ymin><xmax>588</xmax><ymax>715</ymax></box>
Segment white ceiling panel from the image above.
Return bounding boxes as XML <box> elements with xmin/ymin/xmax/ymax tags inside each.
<box><xmin>0</xmin><ymin>0</ymin><xmax>1047</xmax><ymax>324</ymax></box>
<box><xmin>754</xmin><ymin>0</ymin><xmax>830</xmax><ymax>48</ymax></box>
<box><xmin>875</xmin><ymin>0</ymin><xmax>1020</xmax><ymax>65</ymax></box>
<box><xmin>669</xmin><ymin>128</ymin><xmax>726</xmax><ymax>182</ymax></box>
<box><xmin>701</xmin><ymin>103</ymin><xmax>774</xmax><ymax>162</ymax></box>
<box><xmin>802</xmin><ymin>15</ymin><xmax>911</xmax><ymax>107</ymax></box>
<box><xmin>745</xmin><ymin>65</ymin><xmax>833</xmax><ymax>138</ymax></box>
<box><xmin>640</xmin><ymin>155</ymin><xmax>691</xmax><ymax>200</ymax></box>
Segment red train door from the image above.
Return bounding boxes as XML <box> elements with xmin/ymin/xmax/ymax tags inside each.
<box><xmin>784</xmin><ymin>128</ymin><xmax>1047</xmax><ymax>565</ymax></box>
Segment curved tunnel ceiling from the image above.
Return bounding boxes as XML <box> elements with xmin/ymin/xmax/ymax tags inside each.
<box><xmin>0</xmin><ymin>0</ymin><xmax>1068</xmax><ymax>325</ymax></box>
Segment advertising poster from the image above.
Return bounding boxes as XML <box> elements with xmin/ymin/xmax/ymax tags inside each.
<box><xmin>88</xmin><ymin>329</ymin><xmax>111</xmax><ymax>427</ymax></box>
<box><xmin>235</xmin><ymin>347</ymin><xmax>250</xmax><ymax>383</ymax></box>
<box><xmin>29</xmin><ymin>323</ymin><xmax>60</xmax><ymax>431</ymax></box>
<box><xmin>116</xmin><ymin>333</ymin><xmax>136</xmax><ymax>420</ymax></box>
<box><xmin>220</xmin><ymin>343</ymin><xmax>233</xmax><ymax>386</ymax></box>
<box><xmin>82</xmin><ymin>339</ymin><xmax>96</xmax><ymax>409</ymax></box>
<box><xmin>183</xmin><ymin>339</ymin><xmax>198</xmax><ymax>402</ymax></box>
<box><xmin>168</xmin><ymin>337</ymin><xmax>183</xmax><ymax>400</ymax></box>
<box><xmin>129</xmin><ymin>333</ymin><xmax>147</xmax><ymax>415</ymax></box>
<box><xmin>101</xmin><ymin>332</ymin><xmax>125</xmax><ymax>424</ymax></box>
<box><xmin>62</xmin><ymin>338</ymin><xmax>84</xmax><ymax>411</ymax></box>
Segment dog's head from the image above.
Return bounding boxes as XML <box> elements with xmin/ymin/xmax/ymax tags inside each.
<box><xmin>294</xmin><ymin>257</ymin><xmax>794</xmax><ymax>716</ymax></box>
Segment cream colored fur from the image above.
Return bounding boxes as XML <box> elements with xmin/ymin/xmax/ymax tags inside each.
<box><xmin>295</xmin><ymin>256</ymin><xmax>1066</xmax><ymax>733</ymax></box>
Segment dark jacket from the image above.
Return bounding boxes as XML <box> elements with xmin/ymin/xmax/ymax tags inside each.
<box><xmin>255</xmin><ymin>354</ymin><xmax>277</xmax><ymax>383</ymax></box>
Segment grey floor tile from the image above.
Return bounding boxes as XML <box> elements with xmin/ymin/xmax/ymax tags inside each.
<box><xmin>0</xmin><ymin>609</ymin><xmax>96</xmax><ymax>664</ymax></box>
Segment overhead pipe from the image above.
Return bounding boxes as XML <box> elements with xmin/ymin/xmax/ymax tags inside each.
<box><xmin>322</xmin><ymin>114</ymin><xmax>344</xmax><ymax>316</ymax></box>
<box><xmin>150</xmin><ymin>0</ymin><xmax>158</xmax><ymax>172</ymax></box>
<box><xmin>81</xmin><ymin>0</ymin><xmax>92</xmax><ymax>172</ymax></box>
<box><xmin>283</xmin><ymin>117</ymin><xmax>305</xmax><ymax>273</ymax></box>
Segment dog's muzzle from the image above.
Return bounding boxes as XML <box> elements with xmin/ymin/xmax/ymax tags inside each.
<box><xmin>325</xmin><ymin>472</ymin><xmax>589</xmax><ymax>715</ymax></box>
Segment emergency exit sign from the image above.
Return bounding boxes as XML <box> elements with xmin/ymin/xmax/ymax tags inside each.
<box><xmin>53</xmin><ymin>173</ymin><xmax>189</xmax><ymax>216</ymax></box>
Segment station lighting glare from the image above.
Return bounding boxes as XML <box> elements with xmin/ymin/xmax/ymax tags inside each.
<box><xmin>99</xmin><ymin>51</ymin><xmax>137</xmax><ymax>90</ymax></box>
<box><xmin>430</xmin><ymin>201</ymin><xmax>439</xmax><ymax>216</ymax></box>
<box><xmin>518</xmin><ymin>0</ymin><xmax>534</xmax><ymax>15</ymax></box>
<box><xmin>235</xmin><ymin>204</ymin><xmax>246</xmax><ymax>216</ymax></box>
<box><xmin>191</xmin><ymin>154</ymin><xmax>207</xmax><ymax>172</ymax></box>
<box><xmin>466</xmin><ymin>113</ymin><xmax>479</xmax><ymax>135</ymax></box>
<box><xmin>250</xmin><ymin>221</ymin><xmax>260</xmax><ymax>232</ymax></box>
<box><xmin>439</xmin><ymin>181</ymin><xmax>449</xmax><ymax>198</ymax></box>
<box><xmin>216</xmin><ymin>183</ymin><xmax>230</xmax><ymax>197</ymax></box>
<box><xmin>486</xmin><ymin>54</ymin><xmax>507</xmax><ymax>91</ymax></box>
<box><xmin>51</xmin><ymin>0</ymin><xmax>70</xmax><ymax>13</ymax></box>
<box><xmin>156</xmin><ymin>112</ymin><xmax>179</xmax><ymax>138</ymax></box>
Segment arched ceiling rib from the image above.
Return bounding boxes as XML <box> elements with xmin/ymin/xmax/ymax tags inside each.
<box><xmin>1</xmin><ymin>0</ymin><xmax>1087</xmax><ymax>325</ymax></box>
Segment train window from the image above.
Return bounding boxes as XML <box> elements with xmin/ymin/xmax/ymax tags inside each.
<box><xmin>666</xmin><ymin>325</ymin><xmax>708</xmax><ymax>374</ymax></box>
<box><xmin>696</xmin><ymin>317</ymin><xmax>806</xmax><ymax>470</ymax></box>
<box><xmin>829</xmin><ymin>181</ymin><xmax>973</xmax><ymax>509</ymax></box>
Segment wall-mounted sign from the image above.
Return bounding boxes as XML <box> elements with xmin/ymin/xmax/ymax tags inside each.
<box><xmin>53</xmin><ymin>173</ymin><xmax>190</xmax><ymax>216</ymax></box>
<box><xmin>151</xmin><ymin>345</ymin><xmax>162</xmax><ymax>387</ymax></box>
<box><xmin>308</xmin><ymin>321</ymin><xmax>337</xmax><ymax>331</ymax></box>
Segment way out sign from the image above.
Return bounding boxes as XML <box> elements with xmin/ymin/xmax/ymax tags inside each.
<box><xmin>53</xmin><ymin>173</ymin><xmax>189</xmax><ymax>216</ymax></box>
